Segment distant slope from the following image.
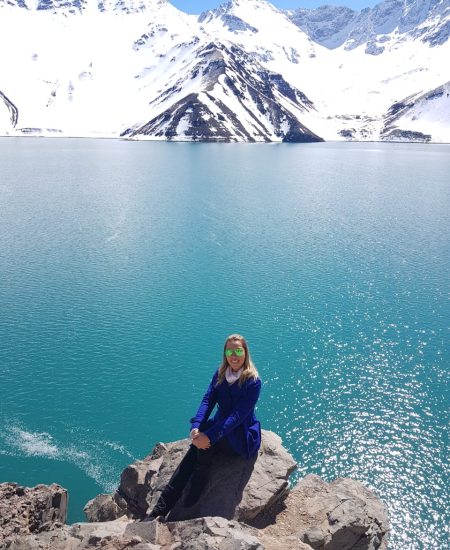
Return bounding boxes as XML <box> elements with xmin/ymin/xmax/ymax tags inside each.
<box><xmin>381</xmin><ymin>81</ymin><xmax>450</xmax><ymax>142</ymax></box>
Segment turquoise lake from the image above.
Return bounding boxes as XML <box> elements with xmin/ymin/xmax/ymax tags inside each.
<box><xmin>0</xmin><ymin>138</ymin><xmax>448</xmax><ymax>549</ymax></box>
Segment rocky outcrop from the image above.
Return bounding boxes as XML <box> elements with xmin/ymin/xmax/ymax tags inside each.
<box><xmin>0</xmin><ymin>483</ymin><xmax>67</xmax><ymax>545</ymax></box>
<box><xmin>381</xmin><ymin>128</ymin><xmax>432</xmax><ymax>142</ymax></box>
<box><xmin>4</xmin><ymin>516</ymin><xmax>264</xmax><ymax>550</ymax></box>
<box><xmin>1</xmin><ymin>431</ymin><xmax>390</xmax><ymax>550</ymax></box>
<box><xmin>85</xmin><ymin>430</ymin><xmax>297</xmax><ymax>523</ymax></box>
<box><xmin>256</xmin><ymin>474</ymin><xmax>389</xmax><ymax>550</ymax></box>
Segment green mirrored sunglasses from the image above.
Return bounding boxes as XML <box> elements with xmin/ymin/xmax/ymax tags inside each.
<box><xmin>225</xmin><ymin>348</ymin><xmax>245</xmax><ymax>357</ymax></box>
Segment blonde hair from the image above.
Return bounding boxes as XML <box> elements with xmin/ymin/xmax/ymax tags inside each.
<box><xmin>216</xmin><ymin>334</ymin><xmax>259</xmax><ymax>387</ymax></box>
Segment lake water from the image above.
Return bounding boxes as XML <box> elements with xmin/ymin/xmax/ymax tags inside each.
<box><xmin>0</xmin><ymin>138</ymin><xmax>448</xmax><ymax>549</ymax></box>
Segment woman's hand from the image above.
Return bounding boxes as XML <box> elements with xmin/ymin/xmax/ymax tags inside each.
<box><xmin>191</xmin><ymin>432</ymin><xmax>211</xmax><ymax>450</ymax></box>
<box><xmin>190</xmin><ymin>428</ymin><xmax>199</xmax><ymax>440</ymax></box>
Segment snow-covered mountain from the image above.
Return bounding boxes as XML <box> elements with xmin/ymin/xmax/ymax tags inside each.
<box><xmin>0</xmin><ymin>0</ymin><xmax>449</xmax><ymax>142</ymax></box>
<box><xmin>285</xmin><ymin>0</ymin><xmax>450</xmax><ymax>141</ymax></box>
<box><xmin>288</xmin><ymin>0</ymin><xmax>450</xmax><ymax>52</ymax></box>
<box><xmin>122</xmin><ymin>40</ymin><xmax>321</xmax><ymax>142</ymax></box>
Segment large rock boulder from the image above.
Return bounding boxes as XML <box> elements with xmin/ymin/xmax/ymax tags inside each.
<box><xmin>0</xmin><ymin>482</ymin><xmax>67</xmax><ymax>546</ymax></box>
<box><xmin>83</xmin><ymin>494</ymin><xmax>125</xmax><ymax>523</ymax></box>
<box><xmin>257</xmin><ymin>474</ymin><xmax>390</xmax><ymax>550</ymax></box>
<box><xmin>85</xmin><ymin>430</ymin><xmax>297</xmax><ymax>523</ymax></box>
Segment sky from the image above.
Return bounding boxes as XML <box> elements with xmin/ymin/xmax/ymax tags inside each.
<box><xmin>170</xmin><ymin>0</ymin><xmax>381</xmax><ymax>14</ymax></box>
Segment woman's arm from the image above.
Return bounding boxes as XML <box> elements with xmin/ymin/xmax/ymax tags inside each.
<box><xmin>203</xmin><ymin>378</ymin><xmax>261</xmax><ymax>445</ymax></box>
<box><xmin>189</xmin><ymin>371</ymin><xmax>219</xmax><ymax>432</ymax></box>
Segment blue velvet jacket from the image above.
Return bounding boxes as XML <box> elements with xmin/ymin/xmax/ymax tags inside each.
<box><xmin>190</xmin><ymin>370</ymin><xmax>261</xmax><ymax>459</ymax></box>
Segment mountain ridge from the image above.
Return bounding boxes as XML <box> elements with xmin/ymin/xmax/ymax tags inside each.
<box><xmin>287</xmin><ymin>0</ymin><xmax>450</xmax><ymax>51</ymax></box>
<box><xmin>0</xmin><ymin>0</ymin><xmax>449</xmax><ymax>142</ymax></box>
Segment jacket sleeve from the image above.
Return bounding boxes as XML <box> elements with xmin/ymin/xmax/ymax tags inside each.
<box><xmin>203</xmin><ymin>378</ymin><xmax>261</xmax><ymax>444</ymax></box>
<box><xmin>190</xmin><ymin>372</ymin><xmax>218</xmax><ymax>431</ymax></box>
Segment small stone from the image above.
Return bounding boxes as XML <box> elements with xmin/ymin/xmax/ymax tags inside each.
<box><xmin>302</xmin><ymin>526</ymin><xmax>327</xmax><ymax>548</ymax></box>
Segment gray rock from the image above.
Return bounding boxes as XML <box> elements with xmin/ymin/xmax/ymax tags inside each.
<box><xmin>4</xmin><ymin>518</ymin><xmax>155</xmax><ymax>549</ymax></box>
<box><xmin>4</xmin><ymin>525</ymin><xmax>81</xmax><ymax>550</ymax></box>
<box><xmin>164</xmin><ymin>517</ymin><xmax>263</xmax><ymax>550</ymax></box>
<box><xmin>365</xmin><ymin>41</ymin><xmax>385</xmax><ymax>55</ymax></box>
<box><xmin>4</xmin><ymin>517</ymin><xmax>262</xmax><ymax>549</ymax></box>
<box><xmin>83</xmin><ymin>493</ymin><xmax>125</xmax><ymax>522</ymax></box>
<box><xmin>292</xmin><ymin>474</ymin><xmax>390</xmax><ymax>550</ymax></box>
<box><xmin>302</xmin><ymin>525</ymin><xmax>328</xmax><ymax>548</ymax></box>
<box><xmin>0</xmin><ymin>482</ymin><xmax>67</xmax><ymax>543</ymax></box>
<box><xmin>85</xmin><ymin>430</ymin><xmax>297</xmax><ymax>524</ymax></box>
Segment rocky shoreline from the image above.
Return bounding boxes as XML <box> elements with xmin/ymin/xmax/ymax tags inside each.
<box><xmin>0</xmin><ymin>431</ymin><xmax>389</xmax><ymax>549</ymax></box>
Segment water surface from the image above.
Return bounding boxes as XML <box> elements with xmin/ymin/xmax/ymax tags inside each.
<box><xmin>0</xmin><ymin>138</ymin><xmax>448</xmax><ymax>549</ymax></box>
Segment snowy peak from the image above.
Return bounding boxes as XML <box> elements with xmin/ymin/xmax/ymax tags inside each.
<box><xmin>199</xmin><ymin>0</ymin><xmax>293</xmax><ymax>32</ymax></box>
<box><xmin>199</xmin><ymin>4</ymin><xmax>259</xmax><ymax>34</ymax></box>
<box><xmin>199</xmin><ymin>0</ymin><xmax>317</xmax><ymax>67</ymax></box>
<box><xmin>123</xmin><ymin>41</ymin><xmax>322</xmax><ymax>142</ymax></box>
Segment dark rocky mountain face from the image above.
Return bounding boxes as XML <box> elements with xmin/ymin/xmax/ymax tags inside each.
<box><xmin>288</xmin><ymin>6</ymin><xmax>357</xmax><ymax>49</ymax></box>
<box><xmin>0</xmin><ymin>0</ymin><xmax>27</xmax><ymax>6</ymax></box>
<box><xmin>0</xmin><ymin>89</ymin><xmax>18</xmax><ymax>126</ymax></box>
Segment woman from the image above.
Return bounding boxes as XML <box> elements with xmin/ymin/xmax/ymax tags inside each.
<box><xmin>148</xmin><ymin>333</ymin><xmax>261</xmax><ymax>520</ymax></box>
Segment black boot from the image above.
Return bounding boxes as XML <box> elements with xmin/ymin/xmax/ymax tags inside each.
<box><xmin>147</xmin><ymin>494</ymin><xmax>170</xmax><ymax>521</ymax></box>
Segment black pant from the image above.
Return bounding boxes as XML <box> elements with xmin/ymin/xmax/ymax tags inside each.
<box><xmin>154</xmin><ymin>428</ymin><xmax>237</xmax><ymax>513</ymax></box>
